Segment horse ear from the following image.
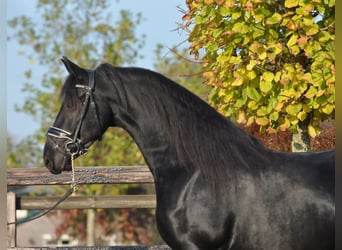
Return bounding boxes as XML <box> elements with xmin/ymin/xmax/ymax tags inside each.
<box><xmin>61</xmin><ymin>56</ymin><xmax>88</xmax><ymax>83</ymax></box>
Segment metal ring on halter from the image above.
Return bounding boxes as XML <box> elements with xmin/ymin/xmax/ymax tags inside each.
<box><xmin>65</xmin><ymin>141</ymin><xmax>80</xmax><ymax>154</ymax></box>
<box><xmin>65</xmin><ymin>140</ymin><xmax>88</xmax><ymax>156</ymax></box>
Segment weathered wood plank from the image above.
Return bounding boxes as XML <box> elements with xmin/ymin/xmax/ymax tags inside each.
<box><xmin>7</xmin><ymin>166</ymin><xmax>154</xmax><ymax>186</ymax></box>
<box><xmin>7</xmin><ymin>246</ymin><xmax>171</xmax><ymax>250</ymax></box>
<box><xmin>18</xmin><ymin>195</ymin><xmax>156</xmax><ymax>210</ymax></box>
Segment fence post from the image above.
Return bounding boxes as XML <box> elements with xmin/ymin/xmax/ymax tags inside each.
<box><xmin>7</xmin><ymin>191</ymin><xmax>17</xmax><ymax>248</ymax></box>
<box><xmin>87</xmin><ymin>208</ymin><xmax>96</xmax><ymax>246</ymax></box>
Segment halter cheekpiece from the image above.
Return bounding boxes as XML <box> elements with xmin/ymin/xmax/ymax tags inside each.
<box><xmin>47</xmin><ymin>70</ymin><xmax>100</xmax><ymax>159</ymax></box>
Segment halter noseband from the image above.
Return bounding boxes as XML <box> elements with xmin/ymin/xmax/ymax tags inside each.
<box><xmin>47</xmin><ymin>70</ymin><xmax>101</xmax><ymax>159</ymax></box>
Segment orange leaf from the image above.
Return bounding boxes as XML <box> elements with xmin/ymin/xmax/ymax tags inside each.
<box><xmin>297</xmin><ymin>36</ymin><xmax>308</xmax><ymax>46</ymax></box>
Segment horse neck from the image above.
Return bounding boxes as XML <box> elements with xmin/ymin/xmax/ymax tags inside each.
<box><xmin>102</xmin><ymin>68</ymin><xmax>269</xmax><ymax>186</ymax></box>
<box><xmin>107</xmin><ymin>77</ymin><xmax>179</xmax><ymax>173</ymax></box>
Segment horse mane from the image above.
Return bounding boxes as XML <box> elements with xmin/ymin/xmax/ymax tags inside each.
<box><xmin>97</xmin><ymin>64</ymin><xmax>271</xmax><ymax>189</ymax></box>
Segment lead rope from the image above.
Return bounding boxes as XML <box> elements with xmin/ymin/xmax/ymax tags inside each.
<box><xmin>71</xmin><ymin>152</ymin><xmax>78</xmax><ymax>192</ymax></box>
<box><xmin>7</xmin><ymin>155</ymin><xmax>78</xmax><ymax>225</ymax></box>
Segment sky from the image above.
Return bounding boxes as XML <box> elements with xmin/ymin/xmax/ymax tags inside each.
<box><xmin>7</xmin><ymin>0</ymin><xmax>188</xmax><ymax>141</ymax></box>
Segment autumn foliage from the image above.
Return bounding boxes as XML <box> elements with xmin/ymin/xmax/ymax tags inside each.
<box><xmin>182</xmin><ymin>0</ymin><xmax>335</xmax><ymax>137</ymax></box>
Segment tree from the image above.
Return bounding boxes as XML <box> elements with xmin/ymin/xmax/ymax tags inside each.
<box><xmin>7</xmin><ymin>134</ymin><xmax>43</xmax><ymax>168</ymax></box>
<box><xmin>153</xmin><ymin>44</ymin><xmax>212</xmax><ymax>99</ymax></box>
<box><xmin>8</xmin><ymin>0</ymin><xmax>158</xmax><ymax>245</ymax></box>
<box><xmin>181</xmin><ymin>0</ymin><xmax>335</xmax><ymax>151</ymax></box>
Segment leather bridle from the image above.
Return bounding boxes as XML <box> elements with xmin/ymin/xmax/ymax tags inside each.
<box><xmin>46</xmin><ymin>70</ymin><xmax>102</xmax><ymax>159</ymax></box>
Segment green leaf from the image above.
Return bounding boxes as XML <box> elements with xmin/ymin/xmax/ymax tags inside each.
<box><xmin>286</xmin><ymin>104</ymin><xmax>302</xmax><ymax>116</ymax></box>
<box><xmin>257</xmin><ymin>106</ymin><xmax>269</xmax><ymax>116</ymax></box>
<box><xmin>266</xmin><ymin>13</ymin><xmax>282</xmax><ymax>25</ymax></box>
<box><xmin>248</xmin><ymin>100</ymin><xmax>259</xmax><ymax>110</ymax></box>
<box><xmin>231</xmin><ymin>11</ymin><xmax>241</xmax><ymax>20</ymax></box>
<box><xmin>318</xmin><ymin>31</ymin><xmax>331</xmax><ymax>42</ymax></box>
<box><xmin>321</xmin><ymin>103</ymin><xmax>334</xmax><ymax>115</ymax></box>
<box><xmin>252</xmin><ymin>27</ymin><xmax>264</xmax><ymax>39</ymax></box>
<box><xmin>305</xmin><ymin>25</ymin><xmax>319</xmax><ymax>36</ymax></box>
<box><xmin>285</xmin><ymin>0</ymin><xmax>299</xmax><ymax>8</ymax></box>
<box><xmin>246</xmin><ymin>87</ymin><xmax>261</xmax><ymax>101</ymax></box>
<box><xmin>234</xmin><ymin>96</ymin><xmax>247</xmax><ymax>107</ymax></box>
<box><xmin>270</xmin><ymin>112</ymin><xmax>279</xmax><ymax>121</ymax></box>
<box><xmin>256</xmin><ymin>117</ymin><xmax>269</xmax><ymax>126</ymax></box>
<box><xmin>260</xmin><ymin>80</ymin><xmax>273</xmax><ymax>93</ymax></box>
<box><xmin>232</xmin><ymin>22</ymin><xmax>250</xmax><ymax>34</ymax></box>
<box><xmin>304</xmin><ymin>86</ymin><xmax>317</xmax><ymax>98</ymax></box>
<box><xmin>219</xmin><ymin>6</ymin><xmax>230</xmax><ymax>16</ymax></box>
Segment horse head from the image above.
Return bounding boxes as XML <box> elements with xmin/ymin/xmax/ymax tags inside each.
<box><xmin>43</xmin><ymin>57</ymin><xmax>107</xmax><ymax>174</ymax></box>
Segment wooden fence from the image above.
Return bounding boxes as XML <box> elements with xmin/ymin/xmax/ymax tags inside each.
<box><xmin>7</xmin><ymin>166</ymin><xmax>171</xmax><ymax>250</ymax></box>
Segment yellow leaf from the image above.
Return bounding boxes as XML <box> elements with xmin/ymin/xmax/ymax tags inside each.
<box><xmin>290</xmin><ymin>45</ymin><xmax>300</xmax><ymax>55</ymax></box>
<box><xmin>232</xmin><ymin>11</ymin><xmax>241</xmax><ymax>20</ymax></box>
<box><xmin>259</xmin><ymin>51</ymin><xmax>267</xmax><ymax>60</ymax></box>
<box><xmin>274</xmin><ymin>71</ymin><xmax>281</xmax><ymax>82</ymax></box>
<box><xmin>256</xmin><ymin>117</ymin><xmax>269</xmax><ymax>126</ymax></box>
<box><xmin>248</xmin><ymin>100</ymin><xmax>259</xmax><ymax>110</ymax></box>
<box><xmin>308</xmin><ymin>125</ymin><xmax>318</xmax><ymax>138</ymax></box>
<box><xmin>246</xmin><ymin>116</ymin><xmax>255</xmax><ymax>126</ymax></box>
<box><xmin>262</xmin><ymin>71</ymin><xmax>274</xmax><ymax>82</ymax></box>
<box><xmin>232</xmin><ymin>78</ymin><xmax>244</xmax><ymax>86</ymax></box>
<box><xmin>304</xmin><ymin>86</ymin><xmax>317</xmax><ymax>98</ymax></box>
<box><xmin>285</xmin><ymin>0</ymin><xmax>299</xmax><ymax>8</ymax></box>
<box><xmin>287</xmin><ymin>34</ymin><xmax>298</xmax><ymax>48</ymax></box>
<box><xmin>229</xmin><ymin>56</ymin><xmax>242</xmax><ymax>64</ymax></box>
<box><xmin>297</xmin><ymin>111</ymin><xmax>307</xmax><ymax>121</ymax></box>
<box><xmin>246</xmin><ymin>60</ymin><xmax>257</xmax><ymax>71</ymax></box>
<box><xmin>321</xmin><ymin>104</ymin><xmax>334</xmax><ymax>115</ymax></box>
<box><xmin>260</xmin><ymin>80</ymin><xmax>273</xmax><ymax>93</ymax></box>
<box><xmin>286</xmin><ymin>104</ymin><xmax>302</xmax><ymax>116</ymax></box>
<box><xmin>301</xmin><ymin>73</ymin><xmax>313</xmax><ymax>83</ymax></box>
<box><xmin>306</xmin><ymin>25</ymin><xmax>319</xmax><ymax>36</ymax></box>
<box><xmin>266</xmin><ymin>13</ymin><xmax>282</xmax><ymax>25</ymax></box>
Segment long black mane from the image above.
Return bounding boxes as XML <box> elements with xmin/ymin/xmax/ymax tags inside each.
<box><xmin>94</xmin><ymin>64</ymin><xmax>270</xmax><ymax>186</ymax></box>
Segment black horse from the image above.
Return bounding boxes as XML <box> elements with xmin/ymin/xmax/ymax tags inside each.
<box><xmin>43</xmin><ymin>57</ymin><xmax>335</xmax><ymax>250</ymax></box>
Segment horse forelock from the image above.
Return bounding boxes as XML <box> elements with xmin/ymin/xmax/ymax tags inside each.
<box><xmin>60</xmin><ymin>75</ymin><xmax>82</xmax><ymax>109</ymax></box>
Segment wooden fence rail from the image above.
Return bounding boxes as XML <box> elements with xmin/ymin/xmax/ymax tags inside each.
<box><xmin>7</xmin><ymin>166</ymin><xmax>154</xmax><ymax>185</ymax></box>
<box><xmin>7</xmin><ymin>166</ymin><xmax>171</xmax><ymax>250</ymax></box>
<box><xmin>7</xmin><ymin>246</ymin><xmax>171</xmax><ymax>250</ymax></box>
<box><xmin>17</xmin><ymin>195</ymin><xmax>156</xmax><ymax>210</ymax></box>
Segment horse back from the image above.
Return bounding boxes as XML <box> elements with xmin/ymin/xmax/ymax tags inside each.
<box><xmin>274</xmin><ymin>149</ymin><xmax>335</xmax><ymax>197</ymax></box>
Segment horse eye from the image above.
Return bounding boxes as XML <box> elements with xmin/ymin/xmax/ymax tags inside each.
<box><xmin>65</xmin><ymin>101</ymin><xmax>74</xmax><ymax>109</ymax></box>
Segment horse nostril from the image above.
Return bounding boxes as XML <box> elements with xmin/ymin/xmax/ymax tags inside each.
<box><xmin>44</xmin><ymin>157</ymin><xmax>50</xmax><ymax>167</ymax></box>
